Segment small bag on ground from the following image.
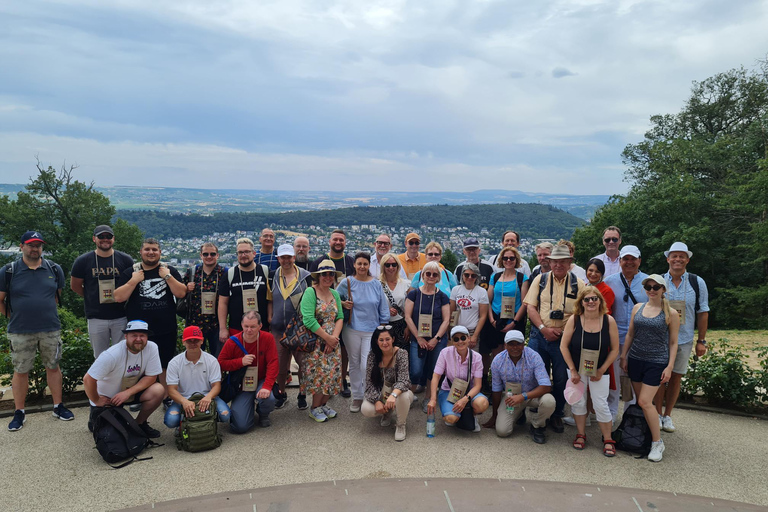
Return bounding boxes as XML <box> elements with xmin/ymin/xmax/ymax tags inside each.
<box><xmin>612</xmin><ymin>404</ymin><xmax>652</xmax><ymax>457</ymax></box>
<box><xmin>176</xmin><ymin>392</ymin><xmax>222</xmax><ymax>453</ymax></box>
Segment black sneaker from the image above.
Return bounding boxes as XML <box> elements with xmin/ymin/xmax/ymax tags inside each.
<box><xmin>340</xmin><ymin>380</ymin><xmax>351</xmax><ymax>398</ymax></box>
<box><xmin>530</xmin><ymin>424</ymin><xmax>547</xmax><ymax>444</ymax></box>
<box><xmin>297</xmin><ymin>394</ymin><xmax>308</xmax><ymax>410</ymax></box>
<box><xmin>8</xmin><ymin>410</ymin><xmax>25</xmax><ymax>431</ymax></box>
<box><xmin>139</xmin><ymin>421</ymin><xmax>161</xmax><ymax>438</ymax></box>
<box><xmin>548</xmin><ymin>416</ymin><xmax>564</xmax><ymax>434</ymax></box>
<box><xmin>274</xmin><ymin>391</ymin><xmax>288</xmax><ymax>409</ymax></box>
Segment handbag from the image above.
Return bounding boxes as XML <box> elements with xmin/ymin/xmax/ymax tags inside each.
<box><xmin>220</xmin><ymin>336</ymin><xmax>250</xmax><ymax>403</ymax></box>
<box><xmin>448</xmin><ymin>349</ymin><xmax>476</xmax><ymax>431</ymax></box>
<box><xmin>279</xmin><ymin>288</ymin><xmax>319</xmax><ymax>353</ymax></box>
<box><xmin>175</xmin><ymin>265</ymin><xmax>197</xmax><ymax>318</ymax></box>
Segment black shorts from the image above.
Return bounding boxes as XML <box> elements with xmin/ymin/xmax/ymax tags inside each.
<box><xmin>478</xmin><ymin>322</ymin><xmax>501</xmax><ymax>354</ymax></box>
<box><xmin>627</xmin><ymin>357</ymin><xmax>667</xmax><ymax>387</ymax></box>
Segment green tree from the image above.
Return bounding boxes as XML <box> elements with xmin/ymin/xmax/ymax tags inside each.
<box><xmin>441</xmin><ymin>248</ymin><xmax>459</xmax><ymax>273</ymax></box>
<box><xmin>0</xmin><ymin>161</ymin><xmax>144</xmax><ymax>313</ymax></box>
<box><xmin>573</xmin><ymin>63</ymin><xmax>768</xmax><ymax>328</ymax></box>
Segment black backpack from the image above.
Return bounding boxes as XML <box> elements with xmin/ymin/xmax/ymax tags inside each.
<box><xmin>612</xmin><ymin>404</ymin><xmax>652</xmax><ymax>457</ymax></box>
<box><xmin>92</xmin><ymin>407</ymin><xmax>160</xmax><ymax>468</ymax></box>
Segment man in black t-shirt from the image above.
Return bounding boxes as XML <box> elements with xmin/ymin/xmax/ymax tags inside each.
<box><xmin>70</xmin><ymin>225</ymin><xmax>134</xmax><ymax>358</ymax></box>
<box><xmin>218</xmin><ymin>237</ymin><xmax>272</xmax><ymax>342</ymax></box>
<box><xmin>115</xmin><ymin>238</ymin><xmax>186</xmax><ymax>394</ymax></box>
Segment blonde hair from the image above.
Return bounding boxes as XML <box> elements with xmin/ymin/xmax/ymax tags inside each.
<box><xmin>424</xmin><ymin>241</ymin><xmax>443</xmax><ymax>255</ymax></box>
<box><xmin>661</xmin><ymin>295</ymin><xmax>673</xmax><ymax>326</ymax></box>
<box><xmin>236</xmin><ymin>237</ymin><xmax>254</xmax><ymax>249</ymax></box>
<box><xmin>498</xmin><ymin>246</ymin><xmax>522</xmax><ymax>269</ymax></box>
<box><xmin>573</xmin><ymin>286</ymin><xmax>608</xmax><ymax>316</ymax></box>
<box><xmin>378</xmin><ymin>253</ymin><xmax>402</xmax><ymax>282</ymax></box>
<box><xmin>558</xmin><ymin>239</ymin><xmax>575</xmax><ymax>256</ymax></box>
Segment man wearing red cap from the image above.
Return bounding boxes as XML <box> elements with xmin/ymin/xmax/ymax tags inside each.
<box><xmin>1</xmin><ymin>231</ymin><xmax>72</xmax><ymax>432</ymax></box>
<box><xmin>164</xmin><ymin>326</ymin><xmax>231</xmax><ymax>430</ymax></box>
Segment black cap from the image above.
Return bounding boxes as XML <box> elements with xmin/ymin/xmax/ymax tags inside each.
<box><xmin>94</xmin><ymin>225</ymin><xmax>114</xmax><ymax>236</ymax></box>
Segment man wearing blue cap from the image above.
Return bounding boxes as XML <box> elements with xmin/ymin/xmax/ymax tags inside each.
<box><xmin>1</xmin><ymin>231</ymin><xmax>72</xmax><ymax>431</ymax></box>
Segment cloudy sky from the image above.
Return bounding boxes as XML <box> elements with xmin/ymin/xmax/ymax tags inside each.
<box><xmin>0</xmin><ymin>0</ymin><xmax>766</xmax><ymax>195</ymax></box>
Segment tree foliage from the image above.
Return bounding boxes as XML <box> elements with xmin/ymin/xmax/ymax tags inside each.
<box><xmin>573</xmin><ymin>63</ymin><xmax>768</xmax><ymax>328</ymax></box>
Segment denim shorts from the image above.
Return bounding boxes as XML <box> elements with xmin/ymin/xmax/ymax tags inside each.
<box><xmin>437</xmin><ymin>389</ymin><xmax>487</xmax><ymax>419</ymax></box>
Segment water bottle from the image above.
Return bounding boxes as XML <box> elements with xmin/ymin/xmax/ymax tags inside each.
<box><xmin>506</xmin><ymin>391</ymin><xmax>515</xmax><ymax>415</ymax></box>
<box><xmin>426</xmin><ymin>412</ymin><xmax>436</xmax><ymax>438</ymax></box>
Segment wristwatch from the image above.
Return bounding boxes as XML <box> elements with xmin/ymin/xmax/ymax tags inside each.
<box><xmin>697</xmin><ymin>339</ymin><xmax>707</xmax><ymax>345</ymax></box>
<box><xmin>163</xmin><ymin>274</ymin><xmax>171</xmax><ymax>281</ymax></box>
<box><xmin>538</xmin><ymin>323</ymin><xmax>545</xmax><ymax>330</ymax></box>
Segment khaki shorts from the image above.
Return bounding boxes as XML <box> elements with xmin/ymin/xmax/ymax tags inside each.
<box><xmin>9</xmin><ymin>331</ymin><xmax>62</xmax><ymax>373</ymax></box>
<box><xmin>673</xmin><ymin>342</ymin><xmax>694</xmax><ymax>375</ymax></box>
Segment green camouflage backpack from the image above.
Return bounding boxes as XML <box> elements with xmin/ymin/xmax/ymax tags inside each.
<box><xmin>175</xmin><ymin>393</ymin><xmax>222</xmax><ymax>453</ymax></box>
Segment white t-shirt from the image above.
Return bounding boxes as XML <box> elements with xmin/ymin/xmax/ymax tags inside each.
<box><xmin>382</xmin><ymin>279</ymin><xmax>410</xmax><ymax>322</ymax></box>
<box><xmin>450</xmin><ymin>285</ymin><xmax>489</xmax><ymax>331</ymax></box>
<box><xmin>166</xmin><ymin>351</ymin><xmax>222</xmax><ymax>399</ymax></box>
<box><xmin>86</xmin><ymin>340</ymin><xmax>162</xmax><ymax>405</ymax></box>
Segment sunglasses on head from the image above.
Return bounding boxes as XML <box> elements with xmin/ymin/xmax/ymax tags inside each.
<box><xmin>376</xmin><ymin>324</ymin><xmax>393</xmax><ymax>331</ymax></box>
<box><xmin>604</xmin><ymin>237</ymin><xmax>619</xmax><ymax>243</ymax></box>
<box><xmin>97</xmin><ymin>234</ymin><xmax>114</xmax><ymax>240</ymax></box>
<box><xmin>582</xmin><ymin>296</ymin><xmax>600</xmax><ymax>303</ymax></box>
<box><xmin>452</xmin><ymin>335</ymin><xmax>468</xmax><ymax>342</ymax></box>
<box><xmin>383</xmin><ymin>262</ymin><xmax>398</xmax><ymax>268</ymax></box>
<box><xmin>644</xmin><ymin>284</ymin><xmax>663</xmax><ymax>291</ymax></box>
<box><xmin>202</xmin><ymin>252</ymin><xmax>217</xmax><ymax>257</ymax></box>
<box><xmin>502</xmin><ymin>256</ymin><xmax>516</xmax><ymax>261</ymax></box>
<box><xmin>423</xmin><ymin>271</ymin><xmax>439</xmax><ymax>278</ymax></box>
<box><xmin>408</xmin><ymin>240</ymin><xmax>420</xmax><ymax>245</ymax></box>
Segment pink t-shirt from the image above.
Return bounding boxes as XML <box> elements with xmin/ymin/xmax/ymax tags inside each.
<box><xmin>434</xmin><ymin>346</ymin><xmax>484</xmax><ymax>392</ymax></box>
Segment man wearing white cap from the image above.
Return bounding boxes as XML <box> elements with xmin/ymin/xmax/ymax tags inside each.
<box><xmin>485</xmin><ymin>330</ymin><xmax>555</xmax><ymax>444</ymax></box>
<box><xmin>655</xmin><ymin>242</ymin><xmax>709</xmax><ymax>433</ymax></box>
<box><xmin>604</xmin><ymin>245</ymin><xmax>648</xmax><ymax>421</ymax></box>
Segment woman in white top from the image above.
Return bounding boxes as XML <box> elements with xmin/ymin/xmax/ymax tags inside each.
<box><xmin>378</xmin><ymin>252</ymin><xmax>411</xmax><ymax>349</ymax></box>
<box><xmin>449</xmin><ymin>262</ymin><xmax>489</xmax><ymax>349</ymax></box>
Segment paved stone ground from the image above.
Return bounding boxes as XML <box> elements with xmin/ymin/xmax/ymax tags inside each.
<box><xmin>1</xmin><ymin>389</ymin><xmax>767</xmax><ymax>512</ymax></box>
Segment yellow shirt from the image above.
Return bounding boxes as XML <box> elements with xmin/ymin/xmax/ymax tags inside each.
<box><xmin>523</xmin><ymin>272</ymin><xmax>585</xmax><ymax>329</ymax></box>
<box><xmin>397</xmin><ymin>252</ymin><xmax>427</xmax><ymax>280</ymax></box>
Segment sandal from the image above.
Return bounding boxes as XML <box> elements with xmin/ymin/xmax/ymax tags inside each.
<box><xmin>603</xmin><ymin>439</ymin><xmax>616</xmax><ymax>457</ymax></box>
<box><xmin>572</xmin><ymin>434</ymin><xmax>586</xmax><ymax>450</ymax></box>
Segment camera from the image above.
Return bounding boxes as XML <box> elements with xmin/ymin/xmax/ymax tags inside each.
<box><xmin>549</xmin><ymin>310</ymin><xmax>564</xmax><ymax>320</ymax></box>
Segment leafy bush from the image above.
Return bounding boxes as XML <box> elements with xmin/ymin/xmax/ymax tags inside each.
<box><xmin>681</xmin><ymin>338</ymin><xmax>766</xmax><ymax>409</ymax></box>
<box><xmin>0</xmin><ymin>308</ymin><xmax>94</xmax><ymax>399</ymax></box>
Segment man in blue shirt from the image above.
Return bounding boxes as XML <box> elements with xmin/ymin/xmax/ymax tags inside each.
<box><xmin>485</xmin><ymin>330</ymin><xmax>555</xmax><ymax>444</ymax></box>
<box><xmin>254</xmin><ymin>228</ymin><xmax>279</xmax><ymax>278</ymax></box>
<box><xmin>656</xmin><ymin>242</ymin><xmax>709</xmax><ymax>433</ymax></box>
<box><xmin>604</xmin><ymin>245</ymin><xmax>648</xmax><ymax>422</ymax></box>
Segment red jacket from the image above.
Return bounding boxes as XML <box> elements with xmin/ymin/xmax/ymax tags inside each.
<box><xmin>217</xmin><ymin>331</ymin><xmax>279</xmax><ymax>392</ymax></box>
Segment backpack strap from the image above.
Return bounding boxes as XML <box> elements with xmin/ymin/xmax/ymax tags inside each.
<box><xmin>688</xmin><ymin>273</ymin><xmax>700</xmax><ymax>313</ymax></box>
<box><xmin>227</xmin><ymin>266</ymin><xmax>235</xmax><ymax>286</ymax></box>
<box><xmin>517</xmin><ymin>271</ymin><xmax>524</xmax><ymax>292</ymax></box>
<box><xmin>537</xmin><ymin>271</ymin><xmax>549</xmax><ymax>306</ymax></box>
<box><xmin>229</xmin><ymin>335</ymin><xmax>248</xmax><ymax>355</ymax></box>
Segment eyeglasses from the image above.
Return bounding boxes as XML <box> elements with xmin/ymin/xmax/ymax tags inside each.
<box><xmin>376</xmin><ymin>325</ymin><xmax>393</xmax><ymax>331</ymax></box>
<box><xmin>383</xmin><ymin>262</ymin><xmax>398</xmax><ymax>268</ymax></box>
<box><xmin>423</xmin><ymin>272</ymin><xmax>439</xmax><ymax>278</ymax></box>
<box><xmin>644</xmin><ymin>284</ymin><xmax>663</xmax><ymax>291</ymax></box>
<box><xmin>202</xmin><ymin>252</ymin><xmax>217</xmax><ymax>257</ymax></box>
<box><xmin>375</xmin><ymin>241</ymin><xmax>391</xmax><ymax>245</ymax></box>
<box><xmin>502</xmin><ymin>256</ymin><xmax>516</xmax><ymax>262</ymax></box>
<box><xmin>408</xmin><ymin>240</ymin><xmax>420</xmax><ymax>245</ymax></box>
<box><xmin>96</xmin><ymin>234</ymin><xmax>114</xmax><ymax>240</ymax></box>
<box><xmin>604</xmin><ymin>237</ymin><xmax>619</xmax><ymax>243</ymax></box>
<box><xmin>426</xmin><ymin>252</ymin><xmax>441</xmax><ymax>257</ymax></box>
<box><xmin>452</xmin><ymin>335</ymin><xmax>468</xmax><ymax>342</ymax></box>
<box><xmin>582</xmin><ymin>296</ymin><xmax>600</xmax><ymax>303</ymax></box>
<box><xmin>237</xmin><ymin>250</ymin><xmax>253</xmax><ymax>255</ymax></box>
<box><xmin>463</xmin><ymin>273</ymin><xmax>477</xmax><ymax>279</ymax></box>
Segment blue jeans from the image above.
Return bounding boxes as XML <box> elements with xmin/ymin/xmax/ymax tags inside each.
<box><xmin>528</xmin><ymin>326</ymin><xmax>566</xmax><ymax>418</ymax></box>
<box><xmin>229</xmin><ymin>379</ymin><xmax>275</xmax><ymax>434</ymax></box>
<box><xmin>409</xmin><ymin>337</ymin><xmax>447</xmax><ymax>386</ymax></box>
<box><xmin>163</xmin><ymin>397</ymin><xmax>231</xmax><ymax>428</ymax></box>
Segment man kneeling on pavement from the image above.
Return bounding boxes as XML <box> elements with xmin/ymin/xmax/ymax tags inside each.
<box><xmin>84</xmin><ymin>320</ymin><xmax>165</xmax><ymax>438</ymax></box>
<box><xmin>484</xmin><ymin>330</ymin><xmax>556</xmax><ymax>444</ymax></box>
<box><xmin>164</xmin><ymin>326</ymin><xmax>231</xmax><ymax>430</ymax></box>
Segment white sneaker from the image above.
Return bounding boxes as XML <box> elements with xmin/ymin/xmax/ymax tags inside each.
<box><xmin>395</xmin><ymin>424</ymin><xmax>406</xmax><ymax>441</ymax></box>
<box><xmin>473</xmin><ymin>417</ymin><xmax>481</xmax><ymax>433</ymax></box>
<box><xmin>648</xmin><ymin>439</ymin><xmax>665</xmax><ymax>462</ymax></box>
<box><xmin>563</xmin><ymin>416</ymin><xmax>591</xmax><ymax>427</ymax></box>
<box><xmin>661</xmin><ymin>415</ymin><xmax>676</xmax><ymax>432</ymax></box>
<box><xmin>659</xmin><ymin>414</ymin><xmax>663</xmax><ymax>429</ymax></box>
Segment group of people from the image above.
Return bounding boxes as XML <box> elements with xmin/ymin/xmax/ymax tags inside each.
<box><xmin>1</xmin><ymin>224</ymin><xmax>708</xmax><ymax>461</ymax></box>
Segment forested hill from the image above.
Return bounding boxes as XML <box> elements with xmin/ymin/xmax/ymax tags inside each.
<box><xmin>117</xmin><ymin>203</ymin><xmax>585</xmax><ymax>240</ymax></box>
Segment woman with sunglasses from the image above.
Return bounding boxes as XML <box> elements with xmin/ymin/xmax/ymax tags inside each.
<box><xmin>620</xmin><ymin>274</ymin><xmax>680</xmax><ymax>462</ymax></box>
<box><xmin>404</xmin><ymin>261</ymin><xmax>451</xmax><ymax>413</ymax></box>
<box><xmin>559</xmin><ymin>286</ymin><xmax>620</xmax><ymax>456</ymax></box>
<box><xmin>378</xmin><ymin>253</ymin><xmax>411</xmax><ymax>350</ymax></box>
<box><xmin>449</xmin><ymin>262</ymin><xmax>489</xmax><ymax>349</ymax></box>
<box><xmin>337</xmin><ymin>252</ymin><xmax>390</xmax><ymax>413</ymax></box>
<box><xmin>486</xmin><ymin>246</ymin><xmax>530</xmax><ymax>359</ymax></box>
<box><xmin>410</xmin><ymin>242</ymin><xmax>457</xmax><ymax>297</ymax></box>
<box><xmin>300</xmin><ymin>260</ymin><xmax>345</xmax><ymax>423</ymax></box>
<box><xmin>362</xmin><ymin>325</ymin><xmax>414</xmax><ymax>441</ymax></box>
<box><xmin>427</xmin><ymin>326</ymin><xmax>489</xmax><ymax>431</ymax></box>
<box><xmin>585</xmin><ymin>258</ymin><xmax>615</xmax><ymax>315</ymax></box>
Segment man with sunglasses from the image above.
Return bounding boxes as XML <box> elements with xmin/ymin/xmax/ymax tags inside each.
<box><xmin>604</xmin><ymin>245</ymin><xmax>648</xmax><ymax>421</ymax></box>
<box><xmin>71</xmin><ymin>225</ymin><xmax>135</xmax><ymax>358</ymax></box>
<box><xmin>593</xmin><ymin>226</ymin><xmax>622</xmax><ymax>277</ymax></box>
<box><xmin>370</xmin><ymin>234</ymin><xmax>407</xmax><ymax>279</ymax></box>
<box><xmin>183</xmin><ymin>242</ymin><xmax>227</xmax><ymax>356</ymax></box>
<box><xmin>397</xmin><ymin>232</ymin><xmax>427</xmax><ymax>280</ymax></box>
<box><xmin>655</xmin><ymin>242</ymin><xmax>709</xmax><ymax>433</ymax></box>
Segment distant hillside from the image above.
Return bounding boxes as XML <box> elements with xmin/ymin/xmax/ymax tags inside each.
<box><xmin>117</xmin><ymin>203</ymin><xmax>585</xmax><ymax>240</ymax></box>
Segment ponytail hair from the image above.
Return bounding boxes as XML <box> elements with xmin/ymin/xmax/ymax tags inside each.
<box><xmin>661</xmin><ymin>295</ymin><xmax>673</xmax><ymax>326</ymax></box>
